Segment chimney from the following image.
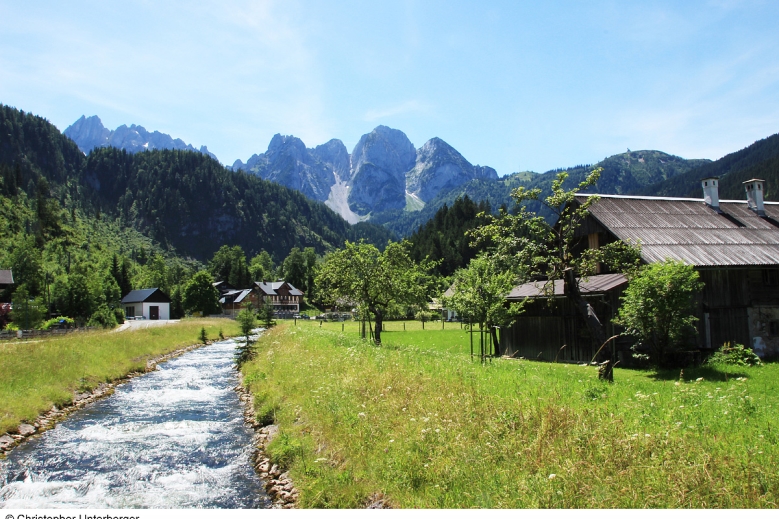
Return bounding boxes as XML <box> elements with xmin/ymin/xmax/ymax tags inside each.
<box><xmin>701</xmin><ymin>177</ymin><xmax>720</xmax><ymax>211</ymax></box>
<box><xmin>743</xmin><ymin>179</ymin><xmax>766</xmax><ymax>216</ymax></box>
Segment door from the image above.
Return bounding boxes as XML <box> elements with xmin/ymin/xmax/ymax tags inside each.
<box><xmin>150</xmin><ymin>306</ymin><xmax>159</xmax><ymax>320</ymax></box>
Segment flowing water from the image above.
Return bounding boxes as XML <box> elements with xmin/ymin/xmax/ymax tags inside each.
<box><xmin>0</xmin><ymin>337</ymin><xmax>269</xmax><ymax>508</ymax></box>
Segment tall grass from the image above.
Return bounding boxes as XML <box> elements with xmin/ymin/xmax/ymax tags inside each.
<box><xmin>242</xmin><ymin>321</ymin><xmax>779</xmax><ymax>508</ymax></box>
<box><xmin>0</xmin><ymin>318</ymin><xmax>240</xmax><ymax>435</ymax></box>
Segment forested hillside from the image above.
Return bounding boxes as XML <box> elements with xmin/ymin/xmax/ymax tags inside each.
<box><xmin>635</xmin><ymin>133</ymin><xmax>779</xmax><ymax>200</ymax></box>
<box><xmin>406</xmin><ymin>196</ymin><xmax>492</xmax><ymax>278</ymax></box>
<box><xmin>80</xmin><ymin>147</ymin><xmax>393</xmax><ymax>260</ymax></box>
<box><xmin>0</xmin><ymin>104</ymin><xmax>393</xmax><ymax>328</ymax></box>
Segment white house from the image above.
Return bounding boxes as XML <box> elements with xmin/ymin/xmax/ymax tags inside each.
<box><xmin>121</xmin><ymin>288</ymin><xmax>171</xmax><ymax>320</ymax></box>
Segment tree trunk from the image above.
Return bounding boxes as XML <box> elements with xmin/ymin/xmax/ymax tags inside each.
<box><xmin>490</xmin><ymin>326</ymin><xmax>501</xmax><ymax>356</ymax></box>
<box><xmin>372</xmin><ymin>306</ymin><xmax>383</xmax><ymax>344</ymax></box>
<box><xmin>564</xmin><ymin>269</ymin><xmax>608</xmax><ymax>360</ymax></box>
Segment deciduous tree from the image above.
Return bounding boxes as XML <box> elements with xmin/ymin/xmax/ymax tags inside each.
<box><xmin>183</xmin><ymin>271</ymin><xmax>221</xmax><ymax>316</ymax></box>
<box><xmin>613</xmin><ymin>259</ymin><xmax>703</xmax><ymax>366</ymax></box>
<box><xmin>316</xmin><ymin>241</ymin><xmax>432</xmax><ymax>344</ymax></box>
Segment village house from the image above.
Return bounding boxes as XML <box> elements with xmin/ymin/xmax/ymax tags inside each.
<box><xmin>255</xmin><ymin>281</ymin><xmax>303</xmax><ymax>316</ymax></box>
<box><xmin>219</xmin><ymin>288</ymin><xmax>255</xmax><ymax>316</ymax></box>
<box><xmin>121</xmin><ymin>288</ymin><xmax>171</xmax><ymax>320</ymax></box>
<box><xmin>501</xmin><ymin>178</ymin><xmax>779</xmax><ymax>363</ymax></box>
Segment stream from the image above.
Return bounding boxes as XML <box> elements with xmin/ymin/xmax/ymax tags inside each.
<box><xmin>0</xmin><ymin>337</ymin><xmax>269</xmax><ymax>508</ymax></box>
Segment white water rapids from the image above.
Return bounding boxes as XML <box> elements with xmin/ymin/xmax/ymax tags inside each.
<box><xmin>0</xmin><ymin>337</ymin><xmax>269</xmax><ymax>508</ymax></box>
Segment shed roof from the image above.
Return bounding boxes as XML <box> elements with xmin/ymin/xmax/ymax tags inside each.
<box><xmin>506</xmin><ymin>273</ymin><xmax>628</xmax><ymax>300</ymax></box>
<box><xmin>575</xmin><ymin>194</ymin><xmax>779</xmax><ymax>267</ymax></box>
<box><xmin>121</xmin><ymin>288</ymin><xmax>172</xmax><ymax>304</ymax></box>
<box><xmin>0</xmin><ymin>269</ymin><xmax>13</xmax><ymax>285</ymax></box>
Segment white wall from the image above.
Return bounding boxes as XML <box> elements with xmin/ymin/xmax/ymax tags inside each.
<box><xmin>142</xmin><ymin>302</ymin><xmax>170</xmax><ymax>320</ymax></box>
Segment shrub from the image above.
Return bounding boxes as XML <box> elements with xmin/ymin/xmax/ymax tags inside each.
<box><xmin>87</xmin><ymin>305</ymin><xmax>118</xmax><ymax>329</ymax></box>
<box><xmin>41</xmin><ymin>316</ymin><xmax>75</xmax><ymax>330</ymax></box>
<box><xmin>614</xmin><ymin>260</ymin><xmax>703</xmax><ymax>367</ymax></box>
<box><xmin>707</xmin><ymin>342</ymin><xmax>762</xmax><ymax>367</ymax></box>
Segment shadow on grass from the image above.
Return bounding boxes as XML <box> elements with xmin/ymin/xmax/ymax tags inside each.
<box><xmin>647</xmin><ymin>364</ymin><xmax>750</xmax><ymax>382</ymax></box>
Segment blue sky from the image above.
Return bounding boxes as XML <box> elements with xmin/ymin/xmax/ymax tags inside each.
<box><xmin>1</xmin><ymin>1</ymin><xmax>778</xmax><ymax>175</ymax></box>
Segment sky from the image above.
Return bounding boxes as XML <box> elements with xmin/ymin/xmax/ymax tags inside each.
<box><xmin>1</xmin><ymin>0</ymin><xmax>778</xmax><ymax>175</ymax></box>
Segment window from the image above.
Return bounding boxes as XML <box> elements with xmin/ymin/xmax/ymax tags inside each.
<box><xmin>125</xmin><ymin>306</ymin><xmax>135</xmax><ymax>318</ymax></box>
<box><xmin>770</xmin><ymin>321</ymin><xmax>779</xmax><ymax>337</ymax></box>
<box><xmin>763</xmin><ymin>270</ymin><xmax>779</xmax><ymax>286</ymax></box>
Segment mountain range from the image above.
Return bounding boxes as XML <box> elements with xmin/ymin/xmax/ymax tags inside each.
<box><xmin>65</xmin><ymin>115</ymin><xmax>218</xmax><ymax>161</ymax></box>
<box><xmin>63</xmin><ymin>114</ymin><xmax>779</xmax><ymax>237</ymax></box>
<box><xmin>230</xmin><ymin>126</ymin><xmax>498</xmax><ymax>223</ymax></box>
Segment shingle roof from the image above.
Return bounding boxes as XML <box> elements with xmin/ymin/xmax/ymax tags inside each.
<box><xmin>576</xmin><ymin>194</ymin><xmax>779</xmax><ymax>267</ymax></box>
<box><xmin>506</xmin><ymin>273</ymin><xmax>628</xmax><ymax>300</ymax></box>
<box><xmin>0</xmin><ymin>269</ymin><xmax>13</xmax><ymax>285</ymax></box>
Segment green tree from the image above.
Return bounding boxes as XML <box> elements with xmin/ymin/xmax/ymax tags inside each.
<box><xmin>282</xmin><ymin>247</ymin><xmax>306</xmax><ymax>290</ymax></box>
<box><xmin>257</xmin><ymin>303</ymin><xmax>275</xmax><ymax>329</ymax></box>
<box><xmin>183</xmin><ymin>271</ymin><xmax>221</xmax><ymax>316</ymax></box>
<box><xmin>10</xmin><ymin>285</ymin><xmax>46</xmax><ymax>329</ymax></box>
<box><xmin>303</xmin><ymin>247</ymin><xmax>318</xmax><ymax>299</ymax></box>
<box><xmin>444</xmin><ymin>254</ymin><xmax>525</xmax><ymax>354</ymax></box>
<box><xmin>613</xmin><ymin>259</ymin><xmax>703</xmax><ymax>366</ymax></box>
<box><xmin>249</xmin><ymin>250</ymin><xmax>275</xmax><ymax>282</ymax></box>
<box><xmin>135</xmin><ymin>253</ymin><xmax>170</xmax><ymax>293</ymax></box>
<box><xmin>209</xmin><ymin>245</ymin><xmax>250</xmax><ymax>288</ymax></box>
<box><xmin>235</xmin><ymin>304</ymin><xmax>258</xmax><ymax>365</ymax></box>
<box><xmin>316</xmin><ymin>241</ymin><xmax>432</xmax><ymax>344</ymax></box>
<box><xmin>472</xmin><ymin>169</ymin><xmax>641</xmax><ymax>358</ymax></box>
<box><xmin>414</xmin><ymin>309</ymin><xmax>432</xmax><ymax>330</ymax></box>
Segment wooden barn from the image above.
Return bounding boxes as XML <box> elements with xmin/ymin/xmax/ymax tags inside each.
<box><xmin>501</xmin><ymin>274</ymin><xmax>629</xmax><ymax>363</ymax></box>
<box><xmin>501</xmin><ymin>178</ymin><xmax>779</xmax><ymax>362</ymax></box>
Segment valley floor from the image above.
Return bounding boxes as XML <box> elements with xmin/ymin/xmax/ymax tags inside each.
<box><xmin>241</xmin><ymin>320</ymin><xmax>779</xmax><ymax>508</ymax></box>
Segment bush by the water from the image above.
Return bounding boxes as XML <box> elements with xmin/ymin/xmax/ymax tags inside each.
<box><xmin>707</xmin><ymin>342</ymin><xmax>762</xmax><ymax>367</ymax></box>
<box><xmin>41</xmin><ymin>316</ymin><xmax>75</xmax><ymax>330</ymax></box>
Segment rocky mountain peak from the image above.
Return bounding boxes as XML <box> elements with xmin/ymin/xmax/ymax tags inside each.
<box><xmin>64</xmin><ymin>115</ymin><xmax>111</xmax><ymax>154</ymax></box>
<box><xmin>407</xmin><ymin>137</ymin><xmax>498</xmax><ymax>203</ymax></box>
<box><xmin>64</xmin><ymin>116</ymin><xmax>218</xmax><ymax>161</ymax></box>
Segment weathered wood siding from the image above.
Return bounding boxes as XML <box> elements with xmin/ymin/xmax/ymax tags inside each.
<box><xmin>500</xmin><ymin>292</ymin><xmax>624</xmax><ymax>363</ymax></box>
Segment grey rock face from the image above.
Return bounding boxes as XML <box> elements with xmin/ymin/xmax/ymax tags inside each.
<box><xmin>407</xmin><ymin>137</ymin><xmax>499</xmax><ymax>202</ymax></box>
<box><xmin>348</xmin><ymin>126</ymin><xmax>415</xmax><ymax>214</ymax></box>
<box><xmin>348</xmin><ymin>162</ymin><xmax>407</xmax><ymax>214</ymax></box>
<box><xmin>234</xmin><ymin>126</ymin><xmax>500</xmax><ymax>220</ymax></box>
<box><xmin>64</xmin><ymin>116</ymin><xmax>218</xmax><ymax>161</ymax></box>
<box><xmin>238</xmin><ymin>134</ymin><xmax>336</xmax><ymax>202</ymax></box>
<box><xmin>64</xmin><ymin>115</ymin><xmax>111</xmax><ymax>153</ymax></box>
<box><xmin>312</xmin><ymin>139</ymin><xmax>350</xmax><ymax>179</ymax></box>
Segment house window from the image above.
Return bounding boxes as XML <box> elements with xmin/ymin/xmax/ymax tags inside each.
<box><xmin>770</xmin><ymin>321</ymin><xmax>779</xmax><ymax>337</ymax></box>
<box><xmin>763</xmin><ymin>270</ymin><xmax>779</xmax><ymax>286</ymax></box>
<box><xmin>125</xmin><ymin>306</ymin><xmax>135</xmax><ymax>318</ymax></box>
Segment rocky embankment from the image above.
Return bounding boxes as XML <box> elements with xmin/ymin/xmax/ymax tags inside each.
<box><xmin>235</xmin><ymin>379</ymin><xmax>298</xmax><ymax>509</ymax></box>
<box><xmin>0</xmin><ymin>342</ymin><xmax>206</xmax><ymax>455</ymax></box>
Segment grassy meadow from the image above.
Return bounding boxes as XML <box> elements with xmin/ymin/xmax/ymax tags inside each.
<box><xmin>243</xmin><ymin>320</ymin><xmax>779</xmax><ymax>508</ymax></box>
<box><xmin>0</xmin><ymin>318</ymin><xmax>240</xmax><ymax>435</ymax></box>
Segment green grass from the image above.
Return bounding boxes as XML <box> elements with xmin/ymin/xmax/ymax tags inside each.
<box><xmin>242</xmin><ymin>321</ymin><xmax>779</xmax><ymax>508</ymax></box>
<box><xmin>0</xmin><ymin>318</ymin><xmax>240</xmax><ymax>435</ymax></box>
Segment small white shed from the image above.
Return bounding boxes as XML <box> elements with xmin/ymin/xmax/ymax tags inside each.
<box><xmin>121</xmin><ymin>288</ymin><xmax>171</xmax><ymax>320</ymax></box>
